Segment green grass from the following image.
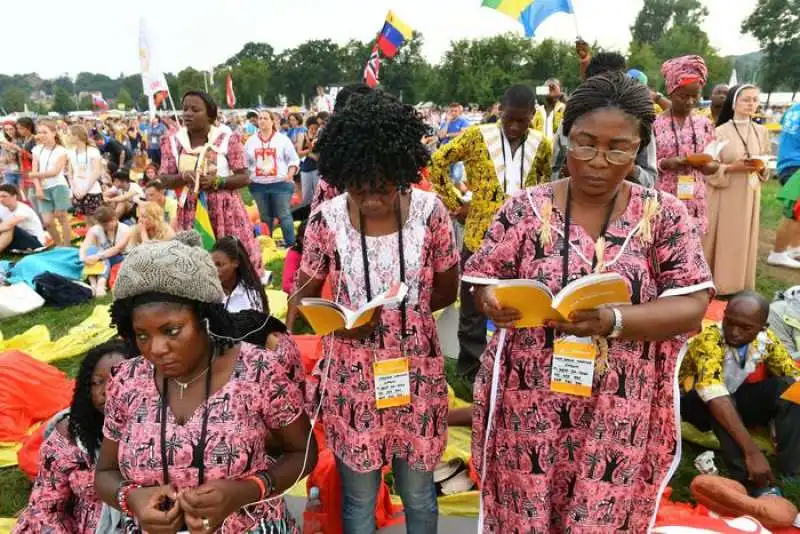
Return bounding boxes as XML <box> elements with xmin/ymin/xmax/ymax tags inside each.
<box><xmin>0</xmin><ymin>181</ymin><xmax>798</xmax><ymax>516</ymax></box>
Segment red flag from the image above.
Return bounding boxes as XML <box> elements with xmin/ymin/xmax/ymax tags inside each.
<box><xmin>225</xmin><ymin>72</ymin><xmax>236</xmax><ymax>108</ymax></box>
<box><xmin>363</xmin><ymin>45</ymin><xmax>381</xmax><ymax>88</ymax></box>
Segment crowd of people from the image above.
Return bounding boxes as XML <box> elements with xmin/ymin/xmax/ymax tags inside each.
<box><xmin>2</xmin><ymin>39</ymin><xmax>800</xmax><ymax>534</ymax></box>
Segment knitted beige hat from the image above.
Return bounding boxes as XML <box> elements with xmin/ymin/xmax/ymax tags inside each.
<box><xmin>113</xmin><ymin>240</ymin><xmax>224</xmax><ymax>304</ymax></box>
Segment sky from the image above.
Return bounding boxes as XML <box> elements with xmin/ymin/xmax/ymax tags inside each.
<box><xmin>2</xmin><ymin>0</ymin><xmax>760</xmax><ymax>79</ymax></box>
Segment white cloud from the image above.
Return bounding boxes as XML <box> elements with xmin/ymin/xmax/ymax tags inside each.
<box><xmin>2</xmin><ymin>0</ymin><xmax>760</xmax><ymax>79</ymax></box>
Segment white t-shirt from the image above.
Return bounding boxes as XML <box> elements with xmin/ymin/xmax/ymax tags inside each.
<box><xmin>224</xmin><ymin>282</ymin><xmax>265</xmax><ymax>313</ymax></box>
<box><xmin>109</xmin><ymin>182</ymin><xmax>145</xmax><ymax>204</ymax></box>
<box><xmin>0</xmin><ymin>202</ymin><xmax>46</xmax><ymax>243</ymax></box>
<box><xmin>87</xmin><ymin>221</ymin><xmax>131</xmax><ymax>252</ymax></box>
<box><xmin>68</xmin><ymin>146</ymin><xmax>103</xmax><ymax>196</ymax></box>
<box><xmin>244</xmin><ymin>132</ymin><xmax>301</xmax><ymax>185</ymax></box>
<box><xmin>32</xmin><ymin>145</ymin><xmax>69</xmax><ymax>189</ymax></box>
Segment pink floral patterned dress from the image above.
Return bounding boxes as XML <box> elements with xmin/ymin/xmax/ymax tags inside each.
<box><xmin>159</xmin><ymin>129</ymin><xmax>263</xmax><ymax>275</ymax></box>
<box><xmin>301</xmin><ymin>189</ymin><xmax>459</xmax><ymax>473</ymax></box>
<box><xmin>14</xmin><ymin>415</ymin><xmax>102</xmax><ymax>534</ymax></box>
<box><xmin>464</xmin><ymin>182</ymin><xmax>714</xmax><ymax>533</ymax></box>
<box><xmin>103</xmin><ymin>341</ymin><xmax>305</xmax><ymax>533</ymax></box>
<box><xmin>653</xmin><ymin>112</ymin><xmax>716</xmax><ymax>234</ymax></box>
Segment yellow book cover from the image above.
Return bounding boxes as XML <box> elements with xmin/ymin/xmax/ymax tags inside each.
<box><xmin>463</xmin><ymin>273</ymin><xmax>630</xmax><ymax>328</ymax></box>
<box><xmin>299</xmin><ymin>282</ymin><xmax>408</xmax><ymax>336</ymax></box>
<box><xmin>82</xmin><ymin>261</ymin><xmax>106</xmax><ymax>278</ymax></box>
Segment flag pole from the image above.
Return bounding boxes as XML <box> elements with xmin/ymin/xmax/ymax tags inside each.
<box><xmin>569</xmin><ymin>0</ymin><xmax>581</xmax><ymax>40</ymax></box>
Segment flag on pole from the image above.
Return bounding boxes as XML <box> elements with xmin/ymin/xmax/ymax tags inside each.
<box><xmin>91</xmin><ymin>94</ymin><xmax>109</xmax><ymax>110</ymax></box>
<box><xmin>363</xmin><ymin>45</ymin><xmax>382</xmax><ymax>88</ymax></box>
<box><xmin>376</xmin><ymin>10</ymin><xmax>413</xmax><ymax>59</ymax></box>
<box><xmin>209</xmin><ymin>64</ymin><xmax>215</xmax><ymax>87</ymax></box>
<box><xmin>138</xmin><ymin>19</ymin><xmax>171</xmax><ymax>118</ymax></box>
<box><xmin>482</xmin><ymin>0</ymin><xmax>574</xmax><ymax>38</ymax></box>
<box><xmin>193</xmin><ymin>191</ymin><xmax>216</xmax><ymax>250</ymax></box>
<box><xmin>226</xmin><ymin>72</ymin><xmax>236</xmax><ymax>109</ymax></box>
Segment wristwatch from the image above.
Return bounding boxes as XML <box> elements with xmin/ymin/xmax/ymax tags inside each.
<box><xmin>608</xmin><ymin>307</ymin><xmax>624</xmax><ymax>339</ymax></box>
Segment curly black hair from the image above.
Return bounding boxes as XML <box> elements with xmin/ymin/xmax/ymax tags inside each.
<box><xmin>111</xmin><ymin>294</ymin><xmax>237</xmax><ymax>358</ymax></box>
<box><xmin>212</xmin><ymin>236</ymin><xmax>269</xmax><ymax>315</ymax></box>
<box><xmin>563</xmin><ymin>71</ymin><xmax>656</xmax><ymax>150</ymax></box>
<box><xmin>68</xmin><ymin>340</ymin><xmax>131</xmax><ymax>460</ymax></box>
<box><xmin>585</xmin><ymin>52</ymin><xmax>627</xmax><ymax>79</ymax></box>
<box><xmin>316</xmin><ymin>90</ymin><xmax>429</xmax><ymax>192</ymax></box>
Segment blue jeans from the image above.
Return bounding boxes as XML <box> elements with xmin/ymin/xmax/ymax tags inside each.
<box><xmin>337</xmin><ymin>457</ymin><xmax>438</xmax><ymax>534</ymax></box>
<box><xmin>3</xmin><ymin>171</ymin><xmax>20</xmax><ymax>188</ymax></box>
<box><xmin>250</xmin><ymin>181</ymin><xmax>295</xmax><ymax>246</ymax></box>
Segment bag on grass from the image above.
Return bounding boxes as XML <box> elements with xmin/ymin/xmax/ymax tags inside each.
<box><xmin>33</xmin><ymin>272</ymin><xmax>93</xmax><ymax>308</ymax></box>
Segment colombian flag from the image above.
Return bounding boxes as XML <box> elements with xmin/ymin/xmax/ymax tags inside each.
<box><xmin>376</xmin><ymin>11</ymin><xmax>413</xmax><ymax>59</ymax></box>
<box><xmin>193</xmin><ymin>191</ymin><xmax>215</xmax><ymax>250</ymax></box>
<box><xmin>482</xmin><ymin>0</ymin><xmax>574</xmax><ymax>38</ymax></box>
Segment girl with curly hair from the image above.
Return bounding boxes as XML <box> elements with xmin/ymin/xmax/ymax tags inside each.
<box><xmin>15</xmin><ymin>341</ymin><xmax>130</xmax><ymax>533</ymax></box>
<box><xmin>286</xmin><ymin>90</ymin><xmax>460</xmax><ymax>534</ymax></box>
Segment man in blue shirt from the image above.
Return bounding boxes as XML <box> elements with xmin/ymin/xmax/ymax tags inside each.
<box><xmin>146</xmin><ymin>117</ymin><xmax>167</xmax><ymax>167</ymax></box>
<box><xmin>778</xmin><ymin>102</ymin><xmax>800</xmax><ymax>185</ymax></box>
<box><xmin>438</xmin><ymin>103</ymin><xmax>470</xmax><ymax>184</ymax></box>
<box><xmin>769</xmin><ymin>102</ymin><xmax>800</xmax><ymax>268</ymax></box>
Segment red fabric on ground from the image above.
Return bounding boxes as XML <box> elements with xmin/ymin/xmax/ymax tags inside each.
<box><xmin>0</xmin><ymin>351</ymin><xmax>73</xmax><ymax>443</ymax></box>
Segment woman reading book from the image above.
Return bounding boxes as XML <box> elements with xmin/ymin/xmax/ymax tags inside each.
<box><xmin>286</xmin><ymin>91</ymin><xmax>459</xmax><ymax>534</ymax></box>
<box><xmin>465</xmin><ymin>72</ymin><xmax>714</xmax><ymax>533</ymax></box>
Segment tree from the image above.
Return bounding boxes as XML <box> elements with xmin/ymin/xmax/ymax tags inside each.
<box><xmin>2</xmin><ymin>87</ymin><xmax>27</xmax><ymax>112</ymax></box>
<box><xmin>176</xmin><ymin>68</ymin><xmax>208</xmax><ymax>100</ymax></box>
<box><xmin>78</xmin><ymin>95</ymin><xmax>94</xmax><ymax>111</ymax></box>
<box><xmin>116</xmin><ymin>88</ymin><xmax>134</xmax><ymax>110</ymax></box>
<box><xmin>224</xmin><ymin>42</ymin><xmax>275</xmax><ymax>67</ymax></box>
<box><xmin>742</xmin><ymin>0</ymin><xmax>800</xmax><ymax>93</ymax></box>
<box><xmin>630</xmin><ymin>0</ymin><xmax>708</xmax><ymax>45</ymax></box>
<box><xmin>52</xmin><ymin>86</ymin><xmax>75</xmax><ymax>114</ymax></box>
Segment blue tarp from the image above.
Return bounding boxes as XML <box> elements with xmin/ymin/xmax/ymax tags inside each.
<box><xmin>8</xmin><ymin>247</ymin><xmax>83</xmax><ymax>288</ymax></box>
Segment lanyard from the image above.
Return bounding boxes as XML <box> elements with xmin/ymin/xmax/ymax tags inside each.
<box><xmin>669</xmin><ymin>114</ymin><xmax>698</xmax><ymax>157</ymax></box>
<box><xmin>159</xmin><ymin>349</ymin><xmax>213</xmax><ymax>486</ymax></box>
<box><xmin>560</xmin><ymin>183</ymin><xmax>619</xmax><ymax>288</ymax></box>
<box><xmin>358</xmin><ymin>197</ymin><xmax>408</xmax><ymax>348</ymax></box>
<box><xmin>500</xmin><ymin>132</ymin><xmax>526</xmax><ymax>194</ymax></box>
<box><xmin>41</xmin><ymin>146</ymin><xmax>57</xmax><ymax>174</ymax></box>
<box><xmin>732</xmin><ymin>121</ymin><xmax>758</xmax><ymax>160</ymax></box>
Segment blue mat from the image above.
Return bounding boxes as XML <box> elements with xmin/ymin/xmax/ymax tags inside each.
<box><xmin>8</xmin><ymin>247</ymin><xmax>83</xmax><ymax>288</ymax></box>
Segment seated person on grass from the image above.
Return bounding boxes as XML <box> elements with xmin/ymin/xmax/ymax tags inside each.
<box><xmin>680</xmin><ymin>291</ymin><xmax>800</xmax><ymax>496</ymax></box>
<box><xmin>79</xmin><ymin>205</ymin><xmax>131</xmax><ymax>297</ymax></box>
<box><xmin>143</xmin><ymin>179</ymin><xmax>178</xmax><ymax>229</ymax></box>
<box><xmin>0</xmin><ymin>184</ymin><xmax>46</xmax><ymax>254</ymax></box>
<box><xmin>768</xmin><ymin>285</ymin><xmax>800</xmax><ymax>360</ymax></box>
<box><xmin>102</xmin><ymin>169</ymin><xmax>143</xmax><ymax>222</ymax></box>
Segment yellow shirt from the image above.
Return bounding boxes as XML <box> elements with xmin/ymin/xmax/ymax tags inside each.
<box><xmin>532</xmin><ymin>102</ymin><xmax>565</xmax><ymax>137</ymax></box>
<box><xmin>430</xmin><ymin>124</ymin><xmax>552</xmax><ymax>252</ymax></box>
<box><xmin>679</xmin><ymin>323</ymin><xmax>800</xmax><ymax>402</ymax></box>
<box><xmin>164</xmin><ymin>196</ymin><xmax>178</xmax><ymax>225</ymax></box>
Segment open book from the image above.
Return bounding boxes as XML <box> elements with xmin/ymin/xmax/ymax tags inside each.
<box><xmin>462</xmin><ymin>272</ymin><xmax>631</xmax><ymax>328</ymax></box>
<box><xmin>299</xmin><ymin>282</ymin><xmax>409</xmax><ymax>335</ymax></box>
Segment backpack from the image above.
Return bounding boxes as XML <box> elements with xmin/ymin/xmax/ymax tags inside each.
<box><xmin>33</xmin><ymin>272</ymin><xmax>93</xmax><ymax>308</ymax></box>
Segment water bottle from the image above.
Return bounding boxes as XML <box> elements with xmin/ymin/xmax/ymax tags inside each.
<box><xmin>303</xmin><ymin>486</ymin><xmax>325</xmax><ymax>534</ymax></box>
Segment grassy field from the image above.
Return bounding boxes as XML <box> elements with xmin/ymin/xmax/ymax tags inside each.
<box><xmin>1</xmin><ymin>180</ymin><xmax>798</xmax><ymax>516</ymax></box>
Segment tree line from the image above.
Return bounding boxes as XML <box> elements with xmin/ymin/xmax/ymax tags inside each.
<box><xmin>0</xmin><ymin>0</ymin><xmax>796</xmax><ymax>115</ymax></box>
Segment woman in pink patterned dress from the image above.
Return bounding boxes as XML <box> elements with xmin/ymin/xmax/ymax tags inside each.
<box><xmin>95</xmin><ymin>240</ymin><xmax>315</xmax><ymax>533</ymax></box>
<box><xmin>286</xmin><ymin>92</ymin><xmax>459</xmax><ymax>533</ymax></box>
<box><xmin>158</xmin><ymin>91</ymin><xmax>263</xmax><ymax>276</ymax></box>
<box><xmin>654</xmin><ymin>55</ymin><xmax>720</xmax><ymax>234</ymax></box>
<box><xmin>466</xmin><ymin>72</ymin><xmax>714</xmax><ymax>533</ymax></box>
<box><xmin>15</xmin><ymin>341</ymin><xmax>129</xmax><ymax>534</ymax></box>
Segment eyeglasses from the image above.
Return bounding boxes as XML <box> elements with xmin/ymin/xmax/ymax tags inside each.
<box><xmin>568</xmin><ymin>143</ymin><xmax>639</xmax><ymax>166</ymax></box>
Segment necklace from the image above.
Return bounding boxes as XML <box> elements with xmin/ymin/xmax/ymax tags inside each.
<box><xmin>172</xmin><ymin>366</ymin><xmax>210</xmax><ymax>399</ymax></box>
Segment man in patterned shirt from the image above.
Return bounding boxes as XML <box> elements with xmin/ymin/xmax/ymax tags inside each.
<box><xmin>430</xmin><ymin>84</ymin><xmax>552</xmax><ymax>383</ymax></box>
<box><xmin>680</xmin><ymin>291</ymin><xmax>800</xmax><ymax>495</ymax></box>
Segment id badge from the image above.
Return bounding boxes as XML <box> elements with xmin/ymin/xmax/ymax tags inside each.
<box><xmin>550</xmin><ymin>336</ymin><xmax>597</xmax><ymax>397</ymax></box>
<box><xmin>677</xmin><ymin>175</ymin><xmax>695</xmax><ymax>200</ymax></box>
<box><xmin>374</xmin><ymin>357</ymin><xmax>411</xmax><ymax>409</ymax></box>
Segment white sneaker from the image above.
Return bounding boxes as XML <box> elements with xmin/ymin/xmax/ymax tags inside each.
<box><xmin>767</xmin><ymin>251</ymin><xmax>800</xmax><ymax>269</ymax></box>
<box><xmin>786</xmin><ymin>246</ymin><xmax>800</xmax><ymax>259</ymax></box>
